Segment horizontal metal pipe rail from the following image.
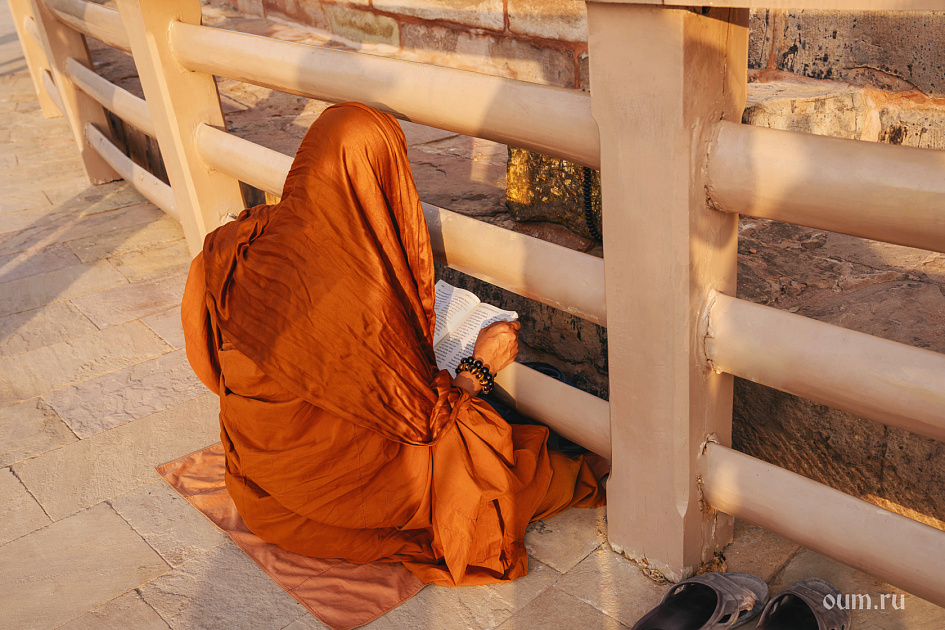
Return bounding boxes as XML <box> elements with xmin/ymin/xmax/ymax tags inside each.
<box><xmin>704</xmin><ymin>292</ymin><xmax>945</xmax><ymax>443</ymax></box>
<box><xmin>194</xmin><ymin>123</ymin><xmax>608</xmax><ymax>325</ymax></box>
<box><xmin>65</xmin><ymin>57</ymin><xmax>154</xmax><ymax>136</ymax></box>
<box><xmin>701</xmin><ymin>443</ymin><xmax>945</xmax><ymax>607</ymax></box>
<box><xmin>707</xmin><ymin>120</ymin><xmax>945</xmax><ymax>253</ymax></box>
<box><xmin>171</xmin><ymin>21</ymin><xmax>601</xmax><ymax>168</ymax></box>
<box><xmin>44</xmin><ymin>0</ymin><xmax>130</xmax><ymax>52</ymax></box>
<box><xmin>85</xmin><ymin>123</ymin><xmax>176</xmax><ymax>216</ymax></box>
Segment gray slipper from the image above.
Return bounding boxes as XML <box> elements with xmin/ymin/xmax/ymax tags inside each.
<box><xmin>756</xmin><ymin>578</ymin><xmax>850</xmax><ymax>630</ymax></box>
<box><xmin>631</xmin><ymin>572</ymin><xmax>769</xmax><ymax>630</ymax></box>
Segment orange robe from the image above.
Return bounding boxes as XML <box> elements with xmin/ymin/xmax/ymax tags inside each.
<box><xmin>182</xmin><ymin>103</ymin><xmax>605</xmax><ymax>586</ymax></box>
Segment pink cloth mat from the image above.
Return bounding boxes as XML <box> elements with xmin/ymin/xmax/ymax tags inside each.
<box><xmin>156</xmin><ymin>443</ymin><xmax>425</xmax><ymax>630</ymax></box>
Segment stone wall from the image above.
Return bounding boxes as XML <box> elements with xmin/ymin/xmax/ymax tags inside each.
<box><xmin>749</xmin><ymin>10</ymin><xmax>945</xmax><ymax>97</ymax></box>
<box><xmin>234</xmin><ymin>0</ymin><xmax>589</xmax><ymax>89</ymax></box>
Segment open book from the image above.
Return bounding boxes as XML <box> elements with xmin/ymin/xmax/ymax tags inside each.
<box><xmin>433</xmin><ymin>280</ymin><xmax>518</xmax><ymax>373</ymax></box>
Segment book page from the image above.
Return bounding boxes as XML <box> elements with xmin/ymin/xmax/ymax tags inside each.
<box><xmin>434</xmin><ymin>302</ymin><xmax>518</xmax><ymax>373</ymax></box>
<box><xmin>433</xmin><ymin>280</ymin><xmax>480</xmax><ymax>346</ymax></box>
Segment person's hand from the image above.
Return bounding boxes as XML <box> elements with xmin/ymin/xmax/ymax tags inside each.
<box><xmin>472</xmin><ymin>320</ymin><xmax>521</xmax><ymax>374</ymax></box>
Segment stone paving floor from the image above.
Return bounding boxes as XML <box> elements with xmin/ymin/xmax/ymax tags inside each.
<box><xmin>2</xmin><ymin>3</ymin><xmax>945</xmax><ymax>629</ymax></box>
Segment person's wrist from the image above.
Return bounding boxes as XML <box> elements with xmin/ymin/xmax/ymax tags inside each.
<box><xmin>455</xmin><ymin>356</ymin><xmax>495</xmax><ymax>394</ymax></box>
<box><xmin>454</xmin><ymin>370</ymin><xmax>482</xmax><ymax>395</ymax></box>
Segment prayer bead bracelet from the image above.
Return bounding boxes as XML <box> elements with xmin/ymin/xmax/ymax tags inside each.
<box><xmin>455</xmin><ymin>357</ymin><xmax>495</xmax><ymax>395</ymax></box>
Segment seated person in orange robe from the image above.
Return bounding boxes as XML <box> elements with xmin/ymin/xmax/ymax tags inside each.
<box><xmin>182</xmin><ymin>102</ymin><xmax>607</xmax><ymax>586</ymax></box>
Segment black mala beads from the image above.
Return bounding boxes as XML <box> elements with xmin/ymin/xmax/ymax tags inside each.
<box><xmin>455</xmin><ymin>357</ymin><xmax>495</xmax><ymax>395</ymax></box>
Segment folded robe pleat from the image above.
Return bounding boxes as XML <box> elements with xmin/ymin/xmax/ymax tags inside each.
<box><xmin>182</xmin><ymin>102</ymin><xmax>606</xmax><ymax>586</ymax></box>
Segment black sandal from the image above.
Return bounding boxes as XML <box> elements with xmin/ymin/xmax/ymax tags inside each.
<box><xmin>756</xmin><ymin>578</ymin><xmax>850</xmax><ymax>630</ymax></box>
<box><xmin>631</xmin><ymin>572</ymin><xmax>769</xmax><ymax>630</ymax></box>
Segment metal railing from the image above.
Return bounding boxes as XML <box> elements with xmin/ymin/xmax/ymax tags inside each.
<box><xmin>10</xmin><ymin>0</ymin><xmax>945</xmax><ymax>606</ymax></box>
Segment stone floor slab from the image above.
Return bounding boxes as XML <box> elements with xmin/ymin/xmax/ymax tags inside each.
<box><xmin>0</xmin><ymin>259</ymin><xmax>127</xmax><ymax>319</ymax></box>
<box><xmin>58</xmin><ymin>590</ymin><xmax>171</xmax><ymax>630</ymax></box>
<box><xmin>0</xmin><ymin>242</ymin><xmax>83</xmax><ymax>284</ymax></box>
<box><xmin>138</xmin><ymin>541</ymin><xmax>307</xmax><ymax>630</ymax></box>
<box><xmin>0</xmin><ymin>397</ymin><xmax>76</xmax><ymax>467</ymax></box>
<box><xmin>50</xmin><ymin>180</ymin><xmax>149</xmax><ymax>217</ymax></box>
<box><xmin>525</xmin><ymin>506</ymin><xmax>607</xmax><ymax>573</ymax></box>
<box><xmin>109</xmin><ymin>480</ymin><xmax>228</xmax><ymax>567</ymax></box>
<box><xmin>0</xmin><ymin>503</ymin><xmax>169</xmax><ymax>630</ymax></box>
<box><xmin>45</xmin><ymin>349</ymin><xmax>206</xmax><ymax>438</ymax></box>
<box><xmin>12</xmin><ymin>394</ymin><xmax>220</xmax><ymax>521</ymax></box>
<box><xmin>0</xmin><ymin>188</ymin><xmax>50</xmax><ymax>215</ymax></box>
<box><xmin>363</xmin><ymin>557</ymin><xmax>560</xmax><ymax>630</ymax></box>
<box><xmin>495</xmin><ymin>586</ymin><xmax>629</xmax><ymax>629</ymax></box>
<box><xmin>0</xmin><ymin>466</ymin><xmax>50</xmax><ymax>546</ymax></box>
<box><xmin>725</xmin><ymin>519</ymin><xmax>801</xmax><ymax>582</ymax></box>
<box><xmin>71</xmin><ymin>269</ymin><xmax>189</xmax><ymax>329</ymax></box>
<box><xmin>0</xmin><ymin>321</ymin><xmax>168</xmax><ymax>404</ymax></box>
<box><xmin>555</xmin><ymin>547</ymin><xmax>665</xmax><ymax>628</ymax></box>
<box><xmin>65</xmin><ymin>215</ymin><xmax>185</xmax><ymax>264</ymax></box>
<box><xmin>0</xmin><ymin>201</ymin><xmax>162</xmax><ymax>257</ymax></box>
<box><xmin>109</xmin><ymin>239</ymin><xmax>191</xmax><ymax>283</ymax></box>
<box><xmin>142</xmin><ymin>307</ymin><xmax>186</xmax><ymax>350</ymax></box>
<box><xmin>0</xmin><ymin>301</ymin><xmax>98</xmax><ymax>357</ymax></box>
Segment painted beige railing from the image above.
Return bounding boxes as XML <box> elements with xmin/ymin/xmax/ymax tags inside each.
<box><xmin>10</xmin><ymin>0</ymin><xmax>945</xmax><ymax>606</ymax></box>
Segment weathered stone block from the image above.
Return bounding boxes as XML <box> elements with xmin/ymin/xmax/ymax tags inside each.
<box><xmin>325</xmin><ymin>5</ymin><xmax>399</xmax><ymax>47</ymax></box>
<box><xmin>59</xmin><ymin>591</ymin><xmax>172</xmax><ymax>630</ymax></box>
<box><xmin>748</xmin><ymin>9</ymin><xmax>945</xmax><ymax>98</ymax></box>
<box><xmin>524</xmin><ymin>506</ymin><xmax>606</xmax><ymax>574</ymax></box>
<box><xmin>876</xmin><ymin>96</ymin><xmax>945</xmax><ymax>150</ymax></box>
<box><xmin>743</xmin><ymin>76</ymin><xmax>880</xmax><ymax>140</ymax></box>
<box><xmin>71</xmin><ymin>269</ymin><xmax>188</xmax><ymax>329</ymax></box>
<box><xmin>237</xmin><ymin>0</ymin><xmax>265</xmax><ymax>17</ymax></box>
<box><xmin>0</xmin><ymin>503</ymin><xmax>169</xmax><ymax>629</ymax></box>
<box><xmin>508</xmin><ymin>0</ymin><xmax>587</xmax><ymax>42</ymax></box>
<box><xmin>400</xmin><ymin>22</ymin><xmax>575</xmax><ymax>87</ymax></box>
<box><xmin>554</xmin><ymin>547</ymin><xmax>666</xmax><ymax>627</ymax></box>
<box><xmin>373</xmin><ymin>0</ymin><xmax>504</xmax><ymax>31</ymax></box>
<box><xmin>262</xmin><ymin>0</ymin><xmax>330</xmax><ymax>32</ymax></box>
<box><xmin>496</xmin><ymin>586</ymin><xmax>625</xmax><ymax>630</ymax></box>
<box><xmin>0</xmin><ymin>302</ymin><xmax>98</xmax><ymax>357</ymax></box>
<box><xmin>0</xmin><ymin>398</ymin><xmax>77</xmax><ymax>467</ymax></box>
<box><xmin>138</xmin><ymin>542</ymin><xmax>308</xmax><ymax>629</ymax></box>
<box><xmin>361</xmin><ymin>557</ymin><xmax>559</xmax><ymax>629</ymax></box>
<box><xmin>0</xmin><ymin>467</ymin><xmax>51</xmax><ymax>545</ymax></box>
<box><xmin>109</xmin><ymin>481</ymin><xmax>229</xmax><ymax>567</ymax></box>
<box><xmin>45</xmin><ymin>349</ymin><xmax>207</xmax><ymax>438</ymax></box>
<box><xmin>12</xmin><ymin>394</ymin><xmax>220</xmax><ymax>521</ymax></box>
<box><xmin>0</xmin><ymin>321</ymin><xmax>168</xmax><ymax>404</ymax></box>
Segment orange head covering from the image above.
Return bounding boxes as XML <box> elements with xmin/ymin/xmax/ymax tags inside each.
<box><xmin>202</xmin><ymin>103</ymin><xmax>448</xmax><ymax>445</ymax></box>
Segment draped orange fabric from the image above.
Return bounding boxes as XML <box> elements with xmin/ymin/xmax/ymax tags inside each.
<box><xmin>182</xmin><ymin>103</ymin><xmax>606</xmax><ymax>586</ymax></box>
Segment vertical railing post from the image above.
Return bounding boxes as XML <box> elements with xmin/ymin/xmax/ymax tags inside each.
<box><xmin>116</xmin><ymin>0</ymin><xmax>244</xmax><ymax>254</ymax></box>
<box><xmin>7</xmin><ymin>0</ymin><xmax>60</xmax><ymax>117</ymax></box>
<box><xmin>586</xmin><ymin>2</ymin><xmax>749</xmax><ymax>580</ymax></box>
<box><xmin>26</xmin><ymin>0</ymin><xmax>118</xmax><ymax>183</ymax></box>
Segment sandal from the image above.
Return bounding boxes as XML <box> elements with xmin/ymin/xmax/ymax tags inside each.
<box><xmin>631</xmin><ymin>572</ymin><xmax>769</xmax><ymax>630</ymax></box>
<box><xmin>756</xmin><ymin>578</ymin><xmax>850</xmax><ymax>630</ymax></box>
